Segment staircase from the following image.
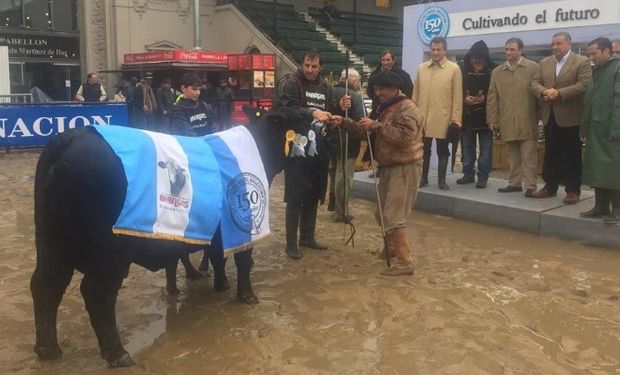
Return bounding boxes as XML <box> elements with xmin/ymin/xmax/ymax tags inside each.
<box><xmin>300</xmin><ymin>12</ymin><xmax>374</xmax><ymax>75</ymax></box>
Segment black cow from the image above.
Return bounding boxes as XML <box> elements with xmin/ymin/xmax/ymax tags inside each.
<box><xmin>30</xmin><ymin>107</ymin><xmax>296</xmax><ymax>367</ymax></box>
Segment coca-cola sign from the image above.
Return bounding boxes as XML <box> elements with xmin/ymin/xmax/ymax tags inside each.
<box><xmin>123</xmin><ymin>50</ymin><xmax>227</xmax><ymax>64</ymax></box>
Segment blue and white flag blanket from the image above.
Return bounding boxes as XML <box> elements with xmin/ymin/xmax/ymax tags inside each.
<box><xmin>93</xmin><ymin>125</ymin><xmax>270</xmax><ymax>255</ymax></box>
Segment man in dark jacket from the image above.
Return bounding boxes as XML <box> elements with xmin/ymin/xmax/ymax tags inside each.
<box><xmin>277</xmin><ymin>49</ymin><xmax>335</xmax><ymax>260</ymax></box>
<box><xmin>214</xmin><ymin>77</ymin><xmax>235</xmax><ymax>131</ymax></box>
<box><xmin>579</xmin><ymin>38</ymin><xmax>620</xmax><ymax>224</ymax></box>
<box><xmin>327</xmin><ymin>68</ymin><xmax>364</xmax><ymax>222</ymax></box>
<box><xmin>156</xmin><ymin>78</ymin><xmax>175</xmax><ymax>133</ymax></box>
<box><xmin>456</xmin><ymin>40</ymin><xmax>496</xmax><ymax>188</ymax></box>
<box><xmin>75</xmin><ymin>72</ymin><xmax>107</xmax><ymax>102</ymax></box>
<box><xmin>367</xmin><ymin>50</ymin><xmax>413</xmax><ymax>110</ymax></box>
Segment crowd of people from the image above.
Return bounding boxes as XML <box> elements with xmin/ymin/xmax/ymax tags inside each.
<box><xmin>277</xmin><ymin>35</ymin><xmax>620</xmax><ymax>276</ymax></box>
<box><xmin>73</xmin><ymin>34</ymin><xmax>619</xmax><ymax>276</ymax></box>
<box><xmin>74</xmin><ymin>73</ymin><xmax>235</xmax><ymax>134</ymax></box>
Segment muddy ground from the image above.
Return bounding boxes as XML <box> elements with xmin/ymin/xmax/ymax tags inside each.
<box><xmin>1</xmin><ymin>149</ymin><xmax>619</xmax><ymax>375</ymax></box>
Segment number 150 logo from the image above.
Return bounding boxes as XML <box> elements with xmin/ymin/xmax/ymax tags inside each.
<box><xmin>417</xmin><ymin>6</ymin><xmax>450</xmax><ymax>45</ymax></box>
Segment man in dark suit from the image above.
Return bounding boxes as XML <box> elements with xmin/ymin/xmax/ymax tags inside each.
<box><xmin>530</xmin><ymin>32</ymin><xmax>592</xmax><ymax>204</ymax></box>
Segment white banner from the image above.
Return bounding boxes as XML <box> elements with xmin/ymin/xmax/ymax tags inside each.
<box><xmin>448</xmin><ymin>0</ymin><xmax>620</xmax><ymax>37</ymax></box>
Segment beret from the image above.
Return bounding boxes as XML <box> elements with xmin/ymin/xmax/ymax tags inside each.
<box><xmin>369</xmin><ymin>70</ymin><xmax>404</xmax><ymax>88</ymax></box>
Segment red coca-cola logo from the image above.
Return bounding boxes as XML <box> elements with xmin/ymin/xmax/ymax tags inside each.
<box><xmin>177</xmin><ymin>51</ymin><xmax>200</xmax><ymax>61</ymax></box>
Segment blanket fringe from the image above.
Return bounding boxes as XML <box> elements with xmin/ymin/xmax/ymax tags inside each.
<box><xmin>223</xmin><ymin>233</ymin><xmax>271</xmax><ymax>257</ymax></box>
<box><xmin>112</xmin><ymin>228</ymin><xmax>212</xmax><ymax>245</ymax></box>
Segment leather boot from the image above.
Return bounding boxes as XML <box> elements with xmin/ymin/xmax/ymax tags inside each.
<box><xmin>285</xmin><ymin>204</ymin><xmax>303</xmax><ymax>259</ymax></box>
<box><xmin>580</xmin><ymin>188</ymin><xmax>611</xmax><ymax>218</ymax></box>
<box><xmin>438</xmin><ymin>156</ymin><xmax>449</xmax><ymax>190</ymax></box>
<box><xmin>299</xmin><ymin>201</ymin><xmax>328</xmax><ymax>250</ymax></box>
<box><xmin>604</xmin><ymin>190</ymin><xmax>620</xmax><ymax>224</ymax></box>
<box><xmin>376</xmin><ymin>231</ymin><xmax>396</xmax><ymax>260</ymax></box>
<box><xmin>381</xmin><ymin>228</ymin><xmax>413</xmax><ymax>276</ymax></box>
<box><xmin>420</xmin><ymin>152</ymin><xmax>430</xmax><ymax>188</ymax></box>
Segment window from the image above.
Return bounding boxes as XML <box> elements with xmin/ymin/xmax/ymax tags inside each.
<box><xmin>23</xmin><ymin>0</ymin><xmax>51</xmax><ymax>30</ymax></box>
<box><xmin>376</xmin><ymin>0</ymin><xmax>390</xmax><ymax>9</ymax></box>
<box><xmin>9</xmin><ymin>62</ymin><xmax>24</xmax><ymax>85</ymax></box>
<box><xmin>0</xmin><ymin>0</ymin><xmax>22</xmax><ymax>27</ymax></box>
<box><xmin>51</xmin><ymin>0</ymin><xmax>76</xmax><ymax>31</ymax></box>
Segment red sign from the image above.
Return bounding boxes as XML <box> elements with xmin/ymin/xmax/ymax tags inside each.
<box><xmin>124</xmin><ymin>50</ymin><xmax>228</xmax><ymax>65</ymax></box>
<box><xmin>228</xmin><ymin>54</ymin><xmax>276</xmax><ymax>71</ymax></box>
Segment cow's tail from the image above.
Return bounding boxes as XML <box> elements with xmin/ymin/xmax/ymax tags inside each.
<box><xmin>34</xmin><ymin>130</ymin><xmax>80</xmax><ymax>247</ymax></box>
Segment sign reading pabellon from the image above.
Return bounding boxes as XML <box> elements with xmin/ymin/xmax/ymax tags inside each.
<box><xmin>417</xmin><ymin>0</ymin><xmax>619</xmax><ymax>43</ymax></box>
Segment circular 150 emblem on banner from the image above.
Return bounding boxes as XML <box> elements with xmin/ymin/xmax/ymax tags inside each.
<box><xmin>227</xmin><ymin>172</ymin><xmax>267</xmax><ymax>234</ymax></box>
<box><xmin>417</xmin><ymin>6</ymin><xmax>450</xmax><ymax>45</ymax></box>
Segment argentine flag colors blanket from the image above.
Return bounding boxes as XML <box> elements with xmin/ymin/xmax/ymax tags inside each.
<box><xmin>205</xmin><ymin>126</ymin><xmax>270</xmax><ymax>253</ymax></box>
<box><xmin>93</xmin><ymin>125</ymin><xmax>270</xmax><ymax>254</ymax></box>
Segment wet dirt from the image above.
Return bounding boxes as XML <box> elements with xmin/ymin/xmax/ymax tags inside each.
<box><xmin>1</xmin><ymin>150</ymin><xmax>619</xmax><ymax>375</ymax></box>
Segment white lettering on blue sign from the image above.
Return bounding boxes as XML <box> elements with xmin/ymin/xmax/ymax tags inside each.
<box><xmin>0</xmin><ymin>115</ymin><xmax>114</xmax><ymax>139</ymax></box>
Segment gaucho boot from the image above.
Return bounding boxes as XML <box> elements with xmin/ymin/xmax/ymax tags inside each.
<box><xmin>580</xmin><ymin>188</ymin><xmax>611</xmax><ymax>218</ymax></box>
<box><xmin>299</xmin><ymin>202</ymin><xmax>328</xmax><ymax>250</ymax></box>
<box><xmin>604</xmin><ymin>190</ymin><xmax>620</xmax><ymax>224</ymax></box>
<box><xmin>376</xmin><ymin>230</ymin><xmax>396</xmax><ymax>260</ymax></box>
<box><xmin>381</xmin><ymin>228</ymin><xmax>414</xmax><ymax>276</ymax></box>
<box><xmin>438</xmin><ymin>156</ymin><xmax>449</xmax><ymax>190</ymax></box>
<box><xmin>285</xmin><ymin>204</ymin><xmax>303</xmax><ymax>260</ymax></box>
<box><xmin>419</xmin><ymin>151</ymin><xmax>430</xmax><ymax>188</ymax></box>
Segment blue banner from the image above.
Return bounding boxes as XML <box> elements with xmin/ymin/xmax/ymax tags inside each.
<box><xmin>0</xmin><ymin>103</ymin><xmax>128</xmax><ymax>148</ymax></box>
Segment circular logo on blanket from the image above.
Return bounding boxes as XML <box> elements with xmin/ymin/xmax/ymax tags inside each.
<box><xmin>227</xmin><ymin>172</ymin><xmax>267</xmax><ymax>234</ymax></box>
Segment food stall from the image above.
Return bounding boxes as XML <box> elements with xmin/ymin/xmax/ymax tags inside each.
<box><xmin>121</xmin><ymin>49</ymin><xmax>229</xmax><ymax>88</ymax></box>
<box><xmin>227</xmin><ymin>54</ymin><xmax>277</xmax><ymax>124</ymax></box>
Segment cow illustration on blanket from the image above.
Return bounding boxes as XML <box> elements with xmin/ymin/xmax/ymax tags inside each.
<box><xmin>30</xmin><ymin>107</ymin><xmax>307</xmax><ymax>367</ymax></box>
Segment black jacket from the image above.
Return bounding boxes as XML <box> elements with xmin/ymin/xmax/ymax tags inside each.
<box><xmin>170</xmin><ymin>98</ymin><xmax>215</xmax><ymax>136</ymax></box>
<box><xmin>326</xmin><ymin>83</ymin><xmax>364</xmax><ymax>159</ymax></box>
<box><xmin>277</xmin><ymin>70</ymin><xmax>331</xmax><ymax>204</ymax></box>
<box><xmin>460</xmin><ymin>40</ymin><xmax>496</xmax><ymax>131</ymax></box>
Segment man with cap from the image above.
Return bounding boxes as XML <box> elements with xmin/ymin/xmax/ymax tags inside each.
<box><xmin>332</xmin><ymin>70</ymin><xmax>424</xmax><ymax>276</ymax></box>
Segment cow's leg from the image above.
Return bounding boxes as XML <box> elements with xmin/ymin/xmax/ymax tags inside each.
<box><xmin>180</xmin><ymin>253</ymin><xmax>202</xmax><ymax>280</ymax></box>
<box><xmin>209</xmin><ymin>229</ymin><xmax>230</xmax><ymax>292</ymax></box>
<box><xmin>165</xmin><ymin>262</ymin><xmax>180</xmax><ymax>295</ymax></box>
<box><xmin>31</xmin><ymin>255</ymin><xmax>73</xmax><ymax>360</ymax></box>
<box><xmin>235</xmin><ymin>249</ymin><xmax>258</xmax><ymax>304</ymax></box>
<box><xmin>211</xmin><ymin>252</ymin><xmax>230</xmax><ymax>292</ymax></box>
<box><xmin>80</xmin><ymin>266</ymin><xmax>134</xmax><ymax>368</ymax></box>
<box><xmin>198</xmin><ymin>249</ymin><xmax>210</xmax><ymax>274</ymax></box>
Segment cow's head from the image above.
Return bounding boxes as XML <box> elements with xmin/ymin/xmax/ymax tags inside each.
<box><xmin>157</xmin><ymin>160</ymin><xmax>187</xmax><ymax>197</ymax></box>
<box><xmin>242</xmin><ymin>106</ymin><xmax>311</xmax><ymax>187</ymax></box>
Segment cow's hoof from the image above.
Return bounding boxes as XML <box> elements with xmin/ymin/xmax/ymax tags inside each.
<box><xmin>237</xmin><ymin>292</ymin><xmax>259</xmax><ymax>305</ymax></box>
<box><xmin>166</xmin><ymin>285</ymin><xmax>180</xmax><ymax>295</ymax></box>
<box><xmin>34</xmin><ymin>344</ymin><xmax>63</xmax><ymax>360</ymax></box>
<box><xmin>107</xmin><ymin>350</ymin><xmax>135</xmax><ymax>368</ymax></box>
<box><xmin>185</xmin><ymin>269</ymin><xmax>202</xmax><ymax>280</ymax></box>
<box><xmin>214</xmin><ymin>277</ymin><xmax>231</xmax><ymax>292</ymax></box>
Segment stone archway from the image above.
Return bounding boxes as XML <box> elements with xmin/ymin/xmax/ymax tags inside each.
<box><xmin>244</xmin><ymin>45</ymin><xmax>261</xmax><ymax>54</ymax></box>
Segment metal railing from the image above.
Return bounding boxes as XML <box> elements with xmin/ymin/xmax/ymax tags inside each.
<box><xmin>0</xmin><ymin>94</ymin><xmax>33</xmax><ymax>104</ymax></box>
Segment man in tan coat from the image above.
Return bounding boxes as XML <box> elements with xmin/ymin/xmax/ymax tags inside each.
<box><xmin>530</xmin><ymin>32</ymin><xmax>592</xmax><ymax>204</ymax></box>
<box><xmin>333</xmin><ymin>71</ymin><xmax>424</xmax><ymax>276</ymax></box>
<box><xmin>413</xmin><ymin>37</ymin><xmax>462</xmax><ymax>190</ymax></box>
<box><xmin>487</xmin><ymin>37</ymin><xmax>539</xmax><ymax>196</ymax></box>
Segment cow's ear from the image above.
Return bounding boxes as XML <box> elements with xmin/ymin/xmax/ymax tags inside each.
<box><xmin>157</xmin><ymin>161</ymin><xmax>167</xmax><ymax>169</ymax></box>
